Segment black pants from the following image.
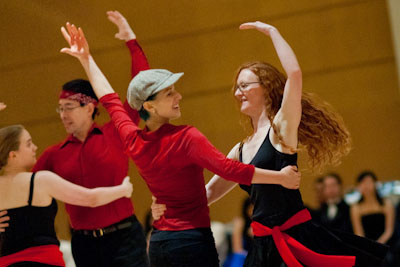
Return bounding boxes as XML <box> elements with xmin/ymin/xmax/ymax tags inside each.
<box><xmin>71</xmin><ymin>216</ymin><xmax>148</xmax><ymax>267</ymax></box>
<box><xmin>149</xmin><ymin>228</ymin><xmax>219</xmax><ymax>267</ymax></box>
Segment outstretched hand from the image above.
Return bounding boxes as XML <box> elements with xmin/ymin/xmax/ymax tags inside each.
<box><xmin>107</xmin><ymin>10</ymin><xmax>136</xmax><ymax>41</ymax></box>
<box><xmin>239</xmin><ymin>21</ymin><xmax>277</xmax><ymax>36</ymax></box>
<box><xmin>60</xmin><ymin>23</ymin><xmax>90</xmax><ymax>60</ymax></box>
<box><xmin>0</xmin><ymin>102</ymin><xmax>6</xmax><ymax>111</ymax></box>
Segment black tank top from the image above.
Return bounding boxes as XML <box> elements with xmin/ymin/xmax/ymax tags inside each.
<box><xmin>239</xmin><ymin>129</ymin><xmax>304</xmax><ymax>227</ymax></box>
<box><xmin>0</xmin><ymin>173</ymin><xmax>59</xmax><ymax>256</ymax></box>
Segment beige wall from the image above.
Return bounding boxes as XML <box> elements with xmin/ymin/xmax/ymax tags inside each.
<box><xmin>1</xmin><ymin>0</ymin><xmax>399</xmax><ymax>240</ymax></box>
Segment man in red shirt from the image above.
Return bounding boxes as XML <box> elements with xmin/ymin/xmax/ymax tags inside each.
<box><xmin>32</xmin><ymin>11</ymin><xmax>149</xmax><ymax>267</ymax></box>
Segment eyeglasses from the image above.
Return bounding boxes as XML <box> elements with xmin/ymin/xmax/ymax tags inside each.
<box><xmin>235</xmin><ymin>82</ymin><xmax>261</xmax><ymax>92</ymax></box>
<box><xmin>56</xmin><ymin>105</ymin><xmax>82</xmax><ymax>114</ymax></box>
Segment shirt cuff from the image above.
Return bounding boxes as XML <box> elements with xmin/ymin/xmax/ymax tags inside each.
<box><xmin>99</xmin><ymin>92</ymin><xmax>120</xmax><ymax>104</ymax></box>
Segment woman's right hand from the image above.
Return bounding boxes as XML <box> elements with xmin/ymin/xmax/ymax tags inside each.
<box><xmin>121</xmin><ymin>176</ymin><xmax>133</xmax><ymax>198</ymax></box>
<box><xmin>280</xmin><ymin>165</ymin><xmax>301</xmax><ymax>189</ymax></box>
<box><xmin>151</xmin><ymin>196</ymin><xmax>167</xmax><ymax>220</ymax></box>
<box><xmin>0</xmin><ymin>102</ymin><xmax>6</xmax><ymax>111</ymax></box>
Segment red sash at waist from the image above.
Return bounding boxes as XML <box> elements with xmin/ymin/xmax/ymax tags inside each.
<box><xmin>0</xmin><ymin>245</ymin><xmax>65</xmax><ymax>267</ymax></box>
<box><xmin>251</xmin><ymin>209</ymin><xmax>356</xmax><ymax>267</ymax></box>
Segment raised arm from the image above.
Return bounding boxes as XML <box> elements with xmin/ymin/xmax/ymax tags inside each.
<box><xmin>61</xmin><ymin>23</ymin><xmax>140</xmax><ymax>146</ymax></box>
<box><xmin>37</xmin><ymin>171</ymin><xmax>132</xmax><ymax>207</ymax></box>
<box><xmin>107</xmin><ymin>10</ymin><xmax>150</xmax><ymax>77</ymax></box>
<box><xmin>240</xmin><ymin>22</ymin><xmax>302</xmax><ymax>143</ymax></box>
<box><xmin>61</xmin><ymin>23</ymin><xmax>114</xmax><ymax>98</ymax></box>
<box><xmin>107</xmin><ymin>10</ymin><xmax>150</xmax><ymax>124</ymax></box>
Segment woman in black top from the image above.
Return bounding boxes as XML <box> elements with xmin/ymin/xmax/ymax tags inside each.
<box><xmin>0</xmin><ymin>123</ymin><xmax>133</xmax><ymax>266</ymax></box>
<box><xmin>350</xmin><ymin>171</ymin><xmax>395</xmax><ymax>244</ymax></box>
<box><xmin>204</xmin><ymin>22</ymin><xmax>388</xmax><ymax>266</ymax></box>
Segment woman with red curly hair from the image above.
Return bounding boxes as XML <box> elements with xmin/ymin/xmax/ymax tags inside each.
<box><xmin>205</xmin><ymin>21</ymin><xmax>388</xmax><ymax>266</ymax></box>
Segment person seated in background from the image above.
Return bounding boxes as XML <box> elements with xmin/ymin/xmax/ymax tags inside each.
<box><xmin>350</xmin><ymin>171</ymin><xmax>394</xmax><ymax>244</ymax></box>
<box><xmin>314</xmin><ymin>173</ymin><xmax>353</xmax><ymax>233</ymax></box>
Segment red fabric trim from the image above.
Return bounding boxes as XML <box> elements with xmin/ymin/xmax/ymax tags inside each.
<box><xmin>0</xmin><ymin>245</ymin><xmax>65</xmax><ymax>267</ymax></box>
<box><xmin>251</xmin><ymin>209</ymin><xmax>356</xmax><ymax>267</ymax></box>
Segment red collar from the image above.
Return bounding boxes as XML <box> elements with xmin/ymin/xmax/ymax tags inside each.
<box><xmin>60</xmin><ymin>123</ymin><xmax>102</xmax><ymax>148</ymax></box>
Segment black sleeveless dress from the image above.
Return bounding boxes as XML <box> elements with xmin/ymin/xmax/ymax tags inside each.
<box><xmin>239</xmin><ymin>130</ymin><xmax>388</xmax><ymax>267</ymax></box>
<box><xmin>0</xmin><ymin>173</ymin><xmax>59</xmax><ymax>263</ymax></box>
<box><xmin>361</xmin><ymin>213</ymin><xmax>385</xmax><ymax>242</ymax></box>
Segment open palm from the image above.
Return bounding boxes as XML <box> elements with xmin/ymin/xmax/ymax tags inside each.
<box><xmin>60</xmin><ymin>22</ymin><xmax>90</xmax><ymax>60</ymax></box>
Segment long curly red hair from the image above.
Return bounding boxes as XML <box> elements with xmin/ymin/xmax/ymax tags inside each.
<box><xmin>233</xmin><ymin>61</ymin><xmax>351</xmax><ymax>171</ymax></box>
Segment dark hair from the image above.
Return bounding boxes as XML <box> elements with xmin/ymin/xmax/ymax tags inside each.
<box><xmin>323</xmin><ymin>172</ymin><xmax>342</xmax><ymax>185</ymax></box>
<box><xmin>357</xmin><ymin>170</ymin><xmax>383</xmax><ymax>205</ymax></box>
<box><xmin>314</xmin><ymin>176</ymin><xmax>324</xmax><ymax>184</ymax></box>
<box><xmin>0</xmin><ymin>125</ymin><xmax>24</xmax><ymax>170</ymax></box>
<box><xmin>62</xmin><ymin>79</ymin><xmax>99</xmax><ymax>120</ymax></box>
<box><xmin>139</xmin><ymin>93</ymin><xmax>158</xmax><ymax>121</ymax></box>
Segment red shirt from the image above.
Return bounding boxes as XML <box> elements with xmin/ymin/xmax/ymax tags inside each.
<box><xmin>32</xmin><ymin>40</ymin><xmax>149</xmax><ymax>230</ymax></box>
<box><xmin>100</xmin><ymin>93</ymin><xmax>255</xmax><ymax>231</ymax></box>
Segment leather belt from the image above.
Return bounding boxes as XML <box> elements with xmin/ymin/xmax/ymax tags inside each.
<box><xmin>73</xmin><ymin>217</ymin><xmax>134</xmax><ymax>238</ymax></box>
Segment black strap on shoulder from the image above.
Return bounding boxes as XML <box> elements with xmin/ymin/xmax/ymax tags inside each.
<box><xmin>28</xmin><ymin>172</ymin><xmax>36</xmax><ymax>206</ymax></box>
<box><xmin>238</xmin><ymin>142</ymin><xmax>244</xmax><ymax>162</ymax></box>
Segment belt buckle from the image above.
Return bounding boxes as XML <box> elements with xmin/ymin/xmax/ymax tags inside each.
<box><xmin>93</xmin><ymin>228</ymin><xmax>104</xmax><ymax>238</ymax></box>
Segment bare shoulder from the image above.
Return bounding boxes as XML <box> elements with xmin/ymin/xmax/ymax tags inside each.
<box><xmin>383</xmin><ymin>198</ymin><xmax>394</xmax><ymax>209</ymax></box>
<box><xmin>227</xmin><ymin>142</ymin><xmax>241</xmax><ymax>159</ymax></box>
<box><xmin>35</xmin><ymin>170</ymin><xmax>55</xmax><ymax>180</ymax></box>
<box><xmin>350</xmin><ymin>203</ymin><xmax>361</xmax><ymax>213</ymax></box>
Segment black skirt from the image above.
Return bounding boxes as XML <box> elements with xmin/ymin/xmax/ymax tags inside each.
<box><xmin>244</xmin><ymin>220</ymin><xmax>388</xmax><ymax>267</ymax></box>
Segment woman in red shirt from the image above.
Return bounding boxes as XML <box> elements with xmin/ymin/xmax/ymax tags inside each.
<box><xmin>60</xmin><ymin>23</ymin><xmax>301</xmax><ymax>267</ymax></box>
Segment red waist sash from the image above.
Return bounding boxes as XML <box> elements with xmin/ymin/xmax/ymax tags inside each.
<box><xmin>251</xmin><ymin>209</ymin><xmax>356</xmax><ymax>267</ymax></box>
<box><xmin>0</xmin><ymin>245</ymin><xmax>65</xmax><ymax>267</ymax></box>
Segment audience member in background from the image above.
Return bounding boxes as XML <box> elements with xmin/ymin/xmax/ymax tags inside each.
<box><xmin>307</xmin><ymin>176</ymin><xmax>325</xmax><ymax>219</ymax></box>
<box><xmin>314</xmin><ymin>173</ymin><xmax>353</xmax><ymax>233</ymax></box>
<box><xmin>223</xmin><ymin>197</ymin><xmax>254</xmax><ymax>267</ymax></box>
<box><xmin>350</xmin><ymin>171</ymin><xmax>394</xmax><ymax>244</ymax></box>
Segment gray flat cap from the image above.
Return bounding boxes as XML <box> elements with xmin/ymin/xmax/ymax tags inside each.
<box><xmin>127</xmin><ymin>69</ymin><xmax>184</xmax><ymax>110</ymax></box>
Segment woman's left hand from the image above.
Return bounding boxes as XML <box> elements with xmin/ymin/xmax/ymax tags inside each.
<box><xmin>0</xmin><ymin>102</ymin><xmax>6</xmax><ymax>111</ymax></box>
<box><xmin>60</xmin><ymin>22</ymin><xmax>90</xmax><ymax>61</ymax></box>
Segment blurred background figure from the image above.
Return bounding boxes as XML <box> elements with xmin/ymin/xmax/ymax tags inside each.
<box><xmin>223</xmin><ymin>197</ymin><xmax>254</xmax><ymax>267</ymax></box>
<box><xmin>350</xmin><ymin>171</ymin><xmax>395</xmax><ymax>244</ymax></box>
<box><xmin>307</xmin><ymin>176</ymin><xmax>325</xmax><ymax>219</ymax></box>
<box><xmin>314</xmin><ymin>173</ymin><xmax>353</xmax><ymax>233</ymax></box>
